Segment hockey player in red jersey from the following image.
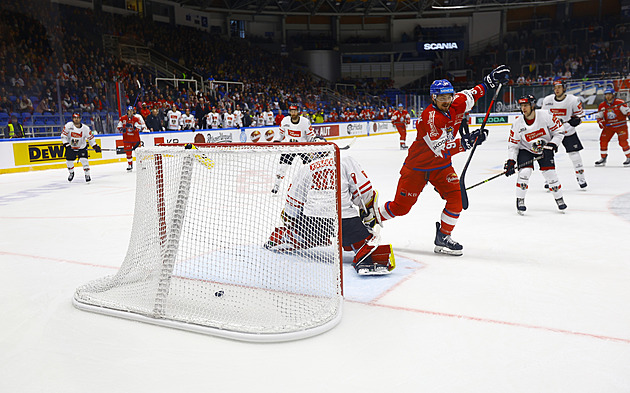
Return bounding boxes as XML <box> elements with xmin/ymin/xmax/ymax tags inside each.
<box><xmin>595</xmin><ymin>88</ymin><xmax>630</xmax><ymax>167</ymax></box>
<box><xmin>391</xmin><ymin>103</ymin><xmax>411</xmax><ymax>149</ymax></box>
<box><xmin>117</xmin><ymin>106</ymin><xmax>145</xmax><ymax>171</ymax></box>
<box><xmin>377</xmin><ymin>65</ymin><xmax>510</xmax><ymax>256</ymax></box>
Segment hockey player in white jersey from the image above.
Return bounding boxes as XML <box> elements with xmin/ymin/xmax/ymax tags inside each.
<box><xmin>262</xmin><ymin>107</ymin><xmax>275</xmax><ymax>126</ymax></box>
<box><xmin>542</xmin><ymin>79</ymin><xmax>587</xmax><ymax>188</ymax></box>
<box><xmin>265</xmin><ymin>153</ymin><xmax>395</xmax><ymax>275</ymax></box>
<box><xmin>233</xmin><ymin>105</ymin><xmax>243</xmax><ymax>128</ymax></box>
<box><xmin>504</xmin><ymin>95</ymin><xmax>567</xmax><ymax>214</ymax></box>
<box><xmin>223</xmin><ymin>108</ymin><xmax>237</xmax><ymax>128</ymax></box>
<box><xmin>166</xmin><ymin>104</ymin><xmax>182</xmax><ymax>131</ymax></box>
<box><xmin>271</xmin><ymin>105</ymin><xmax>318</xmax><ymax>194</ymax></box>
<box><xmin>61</xmin><ymin>112</ymin><xmax>101</xmax><ymax>182</ymax></box>
<box><xmin>180</xmin><ymin>107</ymin><xmax>196</xmax><ymax>130</ymax></box>
<box><xmin>206</xmin><ymin>107</ymin><xmax>221</xmax><ymax>129</ymax></box>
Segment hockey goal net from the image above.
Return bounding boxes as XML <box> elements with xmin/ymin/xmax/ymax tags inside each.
<box><xmin>73</xmin><ymin>143</ymin><xmax>343</xmax><ymax>342</ymax></box>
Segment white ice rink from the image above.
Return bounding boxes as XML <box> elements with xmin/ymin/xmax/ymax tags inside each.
<box><xmin>1</xmin><ymin>122</ymin><xmax>630</xmax><ymax>392</ymax></box>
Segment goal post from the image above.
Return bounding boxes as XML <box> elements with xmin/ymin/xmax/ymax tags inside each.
<box><xmin>73</xmin><ymin>143</ymin><xmax>344</xmax><ymax>342</ymax></box>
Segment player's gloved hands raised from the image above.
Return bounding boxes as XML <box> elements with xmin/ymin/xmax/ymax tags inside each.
<box><xmin>544</xmin><ymin>142</ymin><xmax>558</xmax><ymax>153</ymax></box>
<box><xmin>483</xmin><ymin>65</ymin><xmax>511</xmax><ymax>89</ymax></box>
<box><xmin>504</xmin><ymin>159</ymin><xmax>516</xmax><ymax>177</ymax></box>
<box><xmin>93</xmin><ymin>144</ymin><xmax>102</xmax><ymax>153</ymax></box>
<box><xmin>568</xmin><ymin>117</ymin><xmax>581</xmax><ymax>127</ymax></box>
<box><xmin>461</xmin><ymin>128</ymin><xmax>488</xmax><ymax>150</ymax></box>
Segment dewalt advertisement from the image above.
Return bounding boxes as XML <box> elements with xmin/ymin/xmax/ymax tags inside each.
<box><xmin>12</xmin><ymin>139</ymin><xmax>103</xmax><ymax>166</ymax></box>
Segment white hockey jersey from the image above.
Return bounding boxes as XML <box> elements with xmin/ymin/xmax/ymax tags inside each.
<box><xmin>61</xmin><ymin>122</ymin><xmax>96</xmax><ymax>150</ymax></box>
<box><xmin>541</xmin><ymin>93</ymin><xmax>584</xmax><ymax>136</ymax></box>
<box><xmin>284</xmin><ymin>155</ymin><xmax>373</xmax><ymax>220</ymax></box>
<box><xmin>508</xmin><ymin>110</ymin><xmax>564</xmax><ymax>160</ymax></box>
<box><xmin>233</xmin><ymin>110</ymin><xmax>243</xmax><ymax>128</ymax></box>
<box><xmin>277</xmin><ymin>116</ymin><xmax>315</xmax><ymax>142</ymax></box>
<box><xmin>262</xmin><ymin>111</ymin><xmax>275</xmax><ymax>126</ymax></box>
<box><xmin>180</xmin><ymin>113</ymin><xmax>196</xmax><ymax>129</ymax></box>
<box><xmin>223</xmin><ymin>113</ymin><xmax>236</xmax><ymax>128</ymax></box>
<box><xmin>166</xmin><ymin>110</ymin><xmax>182</xmax><ymax>130</ymax></box>
<box><xmin>206</xmin><ymin>112</ymin><xmax>221</xmax><ymax>128</ymax></box>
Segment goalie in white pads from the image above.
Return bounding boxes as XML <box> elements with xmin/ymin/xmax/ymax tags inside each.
<box><xmin>265</xmin><ymin>153</ymin><xmax>395</xmax><ymax>275</ymax></box>
<box><xmin>504</xmin><ymin>95</ymin><xmax>567</xmax><ymax>214</ymax></box>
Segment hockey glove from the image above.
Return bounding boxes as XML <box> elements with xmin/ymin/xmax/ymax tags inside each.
<box><xmin>504</xmin><ymin>159</ymin><xmax>516</xmax><ymax>177</ymax></box>
<box><xmin>92</xmin><ymin>144</ymin><xmax>102</xmax><ymax>153</ymax></box>
<box><xmin>544</xmin><ymin>142</ymin><xmax>558</xmax><ymax>153</ymax></box>
<box><xmin>461</xmin><ymin>129</ymin><xmax>487</xmax><ymax>150</ymax></box>
<box><xmin>483</xmin><ymin>65</ymin><xmax>511</xmax><ymax>89</ymax></box>
<box><xmin>568</xmin><ymin>117</ymin><xmax>581</xmax><ymax>127</ymax></box>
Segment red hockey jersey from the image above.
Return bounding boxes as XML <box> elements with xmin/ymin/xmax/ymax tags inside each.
<box><xmin>404</xmin><ymin>84</ymin><xmax>486</xmax><ymax>171</ymax></box>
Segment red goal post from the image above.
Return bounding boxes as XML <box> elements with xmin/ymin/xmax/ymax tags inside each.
<box><xmin>73</xmin><ymin>142</ymin><xmax>344</xmax><ymax>342</ymax></box>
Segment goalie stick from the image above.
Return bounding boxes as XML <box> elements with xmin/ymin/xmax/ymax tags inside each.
<box><xmin>464</xmin><ymin>155</ymin><xmax>543</xmax><ymax>191</ymax></box>
<box><xmin>460</xmin><ymin>83</ymin><xmax>503</xmax><ymax>210</ymax></box>
<box><xmin>338</xmin><ymin>137</ymin><xmax>357</xmax><ymax>150</ymax></box>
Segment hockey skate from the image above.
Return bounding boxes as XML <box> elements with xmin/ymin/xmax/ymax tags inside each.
<box><xmin>624</xmin><ymin>157</ymin><xmax>630</xmax><ymax>167</ymax></box>
<box><xmin>516</xmin><ymin>198</ymin><xmax>526</xmax><ymax>215</ymax></box>
<box><xmin>400</xmin><ymin>143</ymin><xmax>408</xmax><ymax>150</ymax></box>
<box><xmin>576</xmin><ymin>170</ymin><xmax>587</xmax><ymax>189</ymax></box>
<box><xmin>555</xmin><ymin>197</ymin><xmax>567</xmax><ymax>211</ymax></box>
<box><xmin>594</xmin><ymin>157</ymin><xmax>607</xmax><ymax>167</ymax></box>
<box><xmin>433</xmin><ymin>222</ymin><xmax>463</xmax><ymax>256</ymax></box>
<box><xmin>264</xmin><ymin>227</ymin><xmax>296</xmax><ymax>251</ymax></box>
<box><xmin>67</xmin><ymin>172</ymin><xmax>74</xmax><ymax>182</ymax></box>
<box><xmin>127</xmin><ymin>163</ymin><xmax>133</xmax><ymax>171</ymax></box>
<box><xmin>271</xmin><ymin>183</ymin><xmax>280</xmax><ymax>194</ymax></box>
<box><xmin>85</xmin><ymin>173</ymin><xmax>91</xmax><ymax>183</ymax></box>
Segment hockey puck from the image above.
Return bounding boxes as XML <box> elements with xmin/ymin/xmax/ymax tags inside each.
<box><xmin>215</xmin><ymin>290</ymin><xmax>224</xmax><ymax>297</ymax></box>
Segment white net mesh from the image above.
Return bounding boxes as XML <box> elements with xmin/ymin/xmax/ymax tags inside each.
<box><xmin>74</xmin><ymin>144</ymin><xmax>343</xmax><ymax>341</ymax></box>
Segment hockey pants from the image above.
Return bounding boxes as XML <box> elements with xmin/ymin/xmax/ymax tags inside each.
<box><xmin>380</xmin><ymin>165</ymin><xmax>462</xmax><ymax>235</ymax></box>
<box><xmin>599</xmin><ymin>127</ymin><xmax>630</xmax><ymax>157</ymax></box>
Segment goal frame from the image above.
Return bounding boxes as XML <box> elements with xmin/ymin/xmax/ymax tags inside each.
<box><xmin>73</xmin><ymin>142</ymin><xmax>344</xmax><ymax>342</ymax></box>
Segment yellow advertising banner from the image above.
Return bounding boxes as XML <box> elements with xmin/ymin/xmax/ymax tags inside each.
<box><xmin>12</xmin><ymin>140</ymin><xmax>103</xmax><ymax>166</ymax></box>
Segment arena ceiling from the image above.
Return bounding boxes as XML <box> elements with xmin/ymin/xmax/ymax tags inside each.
<box><xmin>173</xmin><ymin>0</ymin><xmax>589</xmax><ymax>16</ymax></box>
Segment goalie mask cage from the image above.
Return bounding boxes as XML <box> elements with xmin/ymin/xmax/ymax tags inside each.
<box><xmin>73</xmin><ymin>143</ymin><xmax>343</xmax><ymax>342</ymax></box>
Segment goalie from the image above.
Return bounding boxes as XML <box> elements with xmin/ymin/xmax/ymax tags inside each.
<box><xmin>265</xmin><ymin>153</ymin><xmax>395</xmax><ymax>276</ymax></box>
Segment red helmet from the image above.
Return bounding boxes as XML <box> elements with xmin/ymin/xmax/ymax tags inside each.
<box><xmin>289</xmin><ymin>105</ymin><xmax>299</xmax><ymax>111</ymax></box>
<box><xmin>72</xmin><ymin>112</ymin><xmax>81</xmax><ymax>119</ymax></box>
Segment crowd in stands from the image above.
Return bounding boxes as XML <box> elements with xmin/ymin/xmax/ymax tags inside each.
<box><xmin>466</xmin><ymin>16</ymin><xmax>630</xmax><ymax>88</ymax></box>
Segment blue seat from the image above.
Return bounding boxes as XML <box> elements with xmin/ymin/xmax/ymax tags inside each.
<box><xmin>23</xmin><ymin>118</ymin><xmax>33</xmax><ymax>126</ymax></box>
<box><xmin>9</xmin><ymin>96</ymin><xmax>17</xmax><ymax>102</ymax></box>
<box><xmin>0</xmin><ymin>119</ymin><xmax>8</xmax><ymax>128</ymax></box>
<box><xmin>10</xmin><ymin>112</ymin><xmax>20</xmax><ymax>119</ymax></box>
<box><xmin>82</xmin><ymin>112</ymin><xmax>91</xmax><ymax>119</ymax></box>
<box><xmin>33</xmin><ymin>117</ymin><xmax>46</xmax><ymax>125</ymax></box>
<box><xmin>0</xmin><ymin>113</ymin><xmax>8</xmax><ymax>120</ymax></box>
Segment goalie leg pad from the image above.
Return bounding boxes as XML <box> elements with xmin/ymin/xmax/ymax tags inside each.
<box><xmin>353</xmin><ymin>243</ymin><xmax>395</xmax><ymax>275</ymax></box>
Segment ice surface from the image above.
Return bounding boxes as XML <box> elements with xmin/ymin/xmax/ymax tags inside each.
<box><xmin>1</xmin><ymin>122</ymin><xmax>629</xmax><ymax>392</ymax></box>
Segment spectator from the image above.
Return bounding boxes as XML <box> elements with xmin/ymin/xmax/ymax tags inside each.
<box><xmin>19</xmin><ymin>95</ymin><xmax>34</xmax><ymax>113</ymax></box>
<box><xmin>139</xmin><ymin>102</ymin><xmax>150</xmax><ymax>119</ymax></box>
<box><xmin>4</xmin><ymin>115</ymin><xmax>26</xmax><ymax>138</ymax></box>
<box><xmin>194</xmin><ymin>97</ymin><xmax>209</xmax><ymax>129</ymax></box>
<box><xmin>35</xmin><ymin>98</ymin><xmax>53</xmax><ymax>114</ymax></box>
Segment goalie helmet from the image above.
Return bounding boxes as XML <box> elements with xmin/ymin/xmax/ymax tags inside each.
<box><xmin>517</xmin><ymin>94</ymin><xmax>536</xmax><ymax>110</ymax></box>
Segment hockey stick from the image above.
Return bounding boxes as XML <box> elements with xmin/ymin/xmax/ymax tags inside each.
<box><xmin>460</xmin><ymin>83</ymin><xmax>503</xmax><ymax>210</ymax></box>
<box><xmin>338</xmin><ymin>137</ymin><xmax>357</xmax><ymax>150</ymax></box>
<box><xmin>465</xmin><ymin>155</ymin><xmax>543</xmax><ymax>191</ymax></box>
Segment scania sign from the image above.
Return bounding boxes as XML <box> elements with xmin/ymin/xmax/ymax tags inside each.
<box><xmin>423</xmin><ymin>42</ymin><xmax>459</xmax><ymax>50</ymax></box>
<box><xmin>476</xmin><ymin>116</ymin><xmax>508</xmax><ymax>124</ymax></box>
